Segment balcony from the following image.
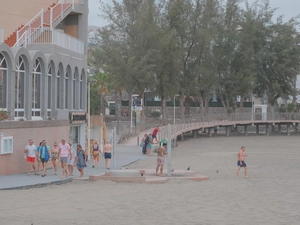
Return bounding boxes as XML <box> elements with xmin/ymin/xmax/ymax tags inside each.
<box><xmin>19</xmin><ymin>28</ymin><xmax>84</xmax><ymax>54</ymax></box>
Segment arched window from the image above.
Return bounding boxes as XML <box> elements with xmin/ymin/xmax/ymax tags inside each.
<box><xmin>56</xmin><ymin>63</ymin><xmax>63</xmax><ymax>109</ymax></box>
<box><xmin>80</xmin><ymin>72</ymin><xmax>83</xmax><ymax>109</ymax></box>
<box><xmin>73</xmin><ymin>70</ymin><xmax>76</xmax><ymax>109</ymax></box>
<box><xmin>15</xmin><ymin>56</ymin><xmax>26</xmax><ymax>118</ymax></box>
<box><xmin>32</xmin><ymin>59</ymin><xmax>42</xmax><ymax>117</ymax></box>
<box><xmin>0</xmin><ymin>53</ymin><xmax>7</xmax><ymax>109</ymax></box>
<box><xmin>47</xmin><ymin>62</ymin><xmax>54</xmax><ymax>116</ymax></box>
<box><xmin>65</xmin><ymin>69</ymin><xmax>69</xmax><ymax>109</ymax></box>
<box><xmin>74</xmin><ymin>67</ymin><xmax>80</xmax><ymax>110</ymax></box>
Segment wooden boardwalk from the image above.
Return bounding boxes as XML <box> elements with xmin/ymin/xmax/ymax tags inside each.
<box><xmin>159</xmin><ymin>119</ymin><xmax>300</xmax><ymax>142</ymax></box>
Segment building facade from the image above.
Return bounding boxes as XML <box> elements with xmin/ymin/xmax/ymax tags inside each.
<box><xmin>0</xmin><ymin>0</ymin><xmax>89</xmax><ymax>175</ymax></box>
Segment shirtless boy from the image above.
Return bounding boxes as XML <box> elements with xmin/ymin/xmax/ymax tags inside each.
<box><xmin>103</xmin><ymin>140</ymin><xmax>112</xmax><ymax>169</ymax></box>
<box><xmin>236</xmin><ymin>146</ymin><xmax>248</xmax><ymax>178</ymax></box>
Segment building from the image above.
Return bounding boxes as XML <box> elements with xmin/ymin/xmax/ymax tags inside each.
<box><xmin>0</xmin><ymin>0</ymin><xmax>89</xmax><ymax>175</ymax></box>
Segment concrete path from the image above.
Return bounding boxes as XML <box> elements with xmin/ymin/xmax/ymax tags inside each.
<box><xmin>0</xmin><ymin>128</ymin><xmax>154</xmax><ymax>190</ymax></box>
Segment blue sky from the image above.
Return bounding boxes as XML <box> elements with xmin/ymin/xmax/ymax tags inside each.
<box><xmin>88</xmin><ymin>0</ymin><xmax>300</xmax><ymax>27</ymax></box>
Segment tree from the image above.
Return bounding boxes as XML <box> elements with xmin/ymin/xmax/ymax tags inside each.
<box><xmin>251</xmin><ymin>1</ymin><xmax>300</xmax><ymax>114</ymax></box>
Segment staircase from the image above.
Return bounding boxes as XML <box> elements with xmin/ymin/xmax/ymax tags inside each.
<box><xmin>4</xmin><ymin>1</ymin><xmax>74</xmax><ymax>47</ymax></box>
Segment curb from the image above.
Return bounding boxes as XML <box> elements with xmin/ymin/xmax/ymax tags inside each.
<box><xmin>0</xmin><ymin>178</ymin><xmax>73</xmax><ymax>190</ymax></box>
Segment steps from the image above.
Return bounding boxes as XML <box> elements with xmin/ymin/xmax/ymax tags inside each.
<box><xmin>4</xmin><ymin>2</ymin><xmax>72</xmax><ymax>47</ymax></box>
<box><xmin>4</xmin><ymin>25</ymin><xmax>24</xmax><ymax>47</ymax></box>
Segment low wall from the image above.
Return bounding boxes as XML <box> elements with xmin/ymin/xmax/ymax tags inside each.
<box><xmin>0</xmin><ymin>120</ymin><xmax>69</xmax><ymax>175</ymax></box>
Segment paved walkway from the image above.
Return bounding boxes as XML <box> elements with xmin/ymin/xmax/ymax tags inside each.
<box><xmin>0</xmin><ymin>129</ymin><xmax>154</xmax><ymax>190</ymax></box>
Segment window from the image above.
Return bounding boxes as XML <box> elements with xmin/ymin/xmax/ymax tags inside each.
<box><xmin>0</xmin><ymin>53</ymin><xmax>8</xmax><ymax>109</ymax></box>
<box><xmin>32</xmin><ymin>59</ymin><xmax>41</xmax><ymax>117</ymax></box>
<box><xmin>0</xmin><ymin>136</ymin><xmax>13</xmax><ymax>154</ymax></box>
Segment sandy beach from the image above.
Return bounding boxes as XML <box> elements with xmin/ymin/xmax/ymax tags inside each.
<box><xmin>0</xmin><ymin>133</ymin><xmax>300</xmax><ymax>225</ymax></box>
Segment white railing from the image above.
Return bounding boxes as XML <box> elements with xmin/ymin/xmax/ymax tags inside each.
<box><xmin>15</xmin><ymin>9</ymin><xmax>44</xmax><ymax>46</ymax></box>
<box><xmin>117</xmin><ymin>112</ymin><xmax>300</xmax><ymax>143</ymax></box>
<box><xmin>14</xmin><ymin>0</ymin><xmax>86</xmax><ymax>47</ymax></box>
<box><xmin>0</xmin><ymin>26</ymin><xmax>4</xmax><ymax>43</ymax></box>
<box><xmin>19</xmin><ymin>28</ymin><xmax>84</xmax><ymax>54</ymax></box>
<box><xmin>50</xmin><ymin>0</ymin><xmax>74</xmax><ymax>28</ymax></box>
<box><xmin>52</xmin><ymin>29</ymin><xmax>84</xmax><ymax>54</ymax></box>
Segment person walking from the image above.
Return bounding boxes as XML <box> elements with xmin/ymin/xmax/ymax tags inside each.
<box><xmin>74</xmin><ymin>144</ymin><xmax>87</xmax><ymax>178</ymax></box>
<box><xmin>155</xmin><ymin>143</ymin><xmax>167</xmax><ymax>176</ymax></box>
<box><xmin>103</xmin><ymin>140</ymin><xmax>112</xmax><ymax>169</ymax></box>
<box><xmin>67</xmin><ymin>143</ymin><xmax>76</xmax><ymax>176</ymax></box>
<box><xmin>146</xmin><ymin>135</ymin><xmax>153</xmax><ymax>156</ymax></box>
<box><xmin>36</xmin><ymin>141</ymin><xmax>43</xmax><ymax>175</ymax></box>
<box><xmin>58</xmin><ymin>139</ymin><xmax>72</xmax><ymax>179</ymax></box>
<box><xmin>24</xmin><ymin>139</ymin><xmax>38</xmax><ymax>176</ymax></box>
<box><xmin>152</xmin><ymin>126</ymin><xmax>160</xmax><ymax>144</ymax></box>
<box><xmin>236</xmin><ymin>146</ymin><xmax>249</xmax><ymax>178</ymax></box>
<box><xmin>39</xmin><ymin>140</ymin><xmax>50</xmax><ymax>177</ymax></box>
<box><xmin>50</xmin><ymin>142</ymin><xmax>59</xmax><ymax>175</ymax></box>
<box><xmin>92</xmin><ymin>140</ymin><xmax>101</xmax><ymax>168</ymax></box>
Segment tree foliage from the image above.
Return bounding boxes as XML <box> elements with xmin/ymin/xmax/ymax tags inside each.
<box><xmin>89</xmin><ymin>0</ymin><xmax>300</xmax><ymax>121</ymax></box>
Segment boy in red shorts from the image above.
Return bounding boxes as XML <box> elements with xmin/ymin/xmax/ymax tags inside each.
<box><xmin>24</xmin><ymin>139</ymin><xmax>38</xmax><ymax>176</ymax></box>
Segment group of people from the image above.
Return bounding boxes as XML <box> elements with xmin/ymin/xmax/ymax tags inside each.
<box><xmin>141</xmin><ymin>126</ymin><xmax>160</xmax><ymax>155</ymax></box>
<box><xmin>24</xmin><ymin>138</ymin><xmax>113</xmax><ymax>178</ymax></box>
<box><xmin>91</xmin><ymin>140</ymin><xmax>112</xmax><ymax>169</ymax></box>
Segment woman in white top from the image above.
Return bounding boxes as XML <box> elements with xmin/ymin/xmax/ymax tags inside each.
<box><xmin>67</xmin><ymin>143</ymin><xmax>76</xmax><ymax>176</ymax></box>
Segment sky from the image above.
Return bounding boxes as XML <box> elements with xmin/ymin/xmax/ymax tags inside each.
<box><xmin>88</xmin><ymin>0</ymin><xmax>300</xmax><ymax>27</ymax></box>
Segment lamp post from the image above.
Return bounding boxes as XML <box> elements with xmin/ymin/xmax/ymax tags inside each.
<box><xmin>130</xmin><ymin>94</ymin><xmax>139</xmax><ymax>128</ymax></box>
<box><xmin>173</xmin><ymin>94</ymin><xmax>180</xmax><ymax>124</ymax></box>
<box><xmin>87</xmin><ymin>77</ymin><xmax>97</xmax><ymax>160</ymax></box>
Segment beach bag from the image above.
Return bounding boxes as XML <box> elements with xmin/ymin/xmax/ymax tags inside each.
<box><xmin>44</xmin><ymin>147</ymin><xmax>50</xmax><ymax>161</ymax></box>
<box><xmin>82</xmin><ymin>150</ymin><xmax>87</xmax><ymax>161</ymax></box>
<box><xmin>140</xmin><ymin>142</ymin><xmax>145</xmax><ymax>147</ymax></box>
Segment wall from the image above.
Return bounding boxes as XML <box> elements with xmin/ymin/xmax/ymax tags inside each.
<box><xmin>0</xmin><ymin>120</ymin><xmax>70</xmax><ymax>175</ymax></box>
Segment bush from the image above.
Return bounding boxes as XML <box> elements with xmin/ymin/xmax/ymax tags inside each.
<box><xmin>0</xmin><ymin>110</ymin><xmax>9</xmax><ymax>121</ymax></box>
<box><xmin>151</xmin><ymin>111</ymin><xmax>161</xmax><ymax>118</ymax></box>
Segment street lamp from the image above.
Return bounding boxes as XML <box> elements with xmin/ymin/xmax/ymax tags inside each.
<box><xmin>173</xmin><ymin>94</ymin><xmax>180</xmax><ymax>124</ymax></box>
<box><xmin>87</xmin><ymin>77</ymin><xmax>97</xmax><ymax>160</ymax></box>
<box><xmin>130</xmin><ymin>94</ymin><xmax>139</xmax><ymax>128</ymax></box>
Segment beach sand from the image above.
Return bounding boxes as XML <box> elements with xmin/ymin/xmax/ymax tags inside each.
<box><xmin>0</xmin><ymin>134</ymin><xmax>299</xmax><ymax>225</ymax></box>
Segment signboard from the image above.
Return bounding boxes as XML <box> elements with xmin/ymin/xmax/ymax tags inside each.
<box><xmin>132</xmin><ymin>106</ymin><xmax>142</xmax><ymax>111</ymax></box>
<box><xmin>70</xmin><ymin>112</ymin><xmax>87</xmax><ymax>124</ymax></box>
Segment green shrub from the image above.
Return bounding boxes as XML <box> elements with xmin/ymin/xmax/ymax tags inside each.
<box><xmin>151</xmin><ymin>111</ymin><xmax>161</xmax><ymax>118</ymax></box>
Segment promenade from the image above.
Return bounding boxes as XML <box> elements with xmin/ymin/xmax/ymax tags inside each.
<box><xmin>0</xmin><ymin>129</ymin><xmax>150</xmax><ymax>190</ymax></box>
<box><xmin>1</xmin><ymin>111</ymin><xmax>300</xmax><ymax>190</ymax></box>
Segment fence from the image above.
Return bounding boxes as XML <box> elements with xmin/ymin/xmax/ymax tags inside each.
<box><xmin>117</xmin><ymin>112</ymin><xmax>300</xmax><ymax>144</ymax></box>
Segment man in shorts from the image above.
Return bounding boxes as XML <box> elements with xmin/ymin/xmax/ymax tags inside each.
<box><xmin>236</xmin><ymin>146</ymin><xmax>249</xmax><ymax>178</ymax></box>
<box><xmin>103</xmin><ymin>140</ymin><xmax>112</xmax><ymax>169</ymax></box>
<box><xmin>152</xmin><ymin>126</ymin><xmax>160</xmax><ymax>144</ymax></box>
<box><xmin>155</xmin><ymin>143</ymin><xmax>167</xmax><ymax>176</ymax></box>
<box><xmin>58</xmin><ymin>139</ymin><xmax>72</xmax><ymax>179</ymax></box>
<box><xmin>24</xmin><ymin>139</ymin><xmax>38</xmax><ymax>176</ymax></box>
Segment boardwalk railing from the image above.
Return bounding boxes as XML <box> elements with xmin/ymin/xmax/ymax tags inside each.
<box><xmin>117</xmin><ymin>112</ymin><xmax>300</xmax><ymax>143</ymax></box>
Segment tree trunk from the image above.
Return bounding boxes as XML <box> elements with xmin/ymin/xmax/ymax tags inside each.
<box><xmin>184</xmin><ymin>96</ymin><xmax>191</xmax><ymax>117</ymax></box>
<box><xmin>179</xmin><ymin>95</ymin><xmax>185</xmax><ymax>121</ymax></box>
<box><xmin>161</xmin><ymin>97</ymin><xmax>167</xmax><ymax>125</ymax></box>
<box><xmin>115</xmin><ymin>91</ymin><xmax>122</xmax><ymax>135</ymax></box>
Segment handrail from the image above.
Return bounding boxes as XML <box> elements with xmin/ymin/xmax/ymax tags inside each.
<box><xmin>51</xmin><ymin>0</ymin><xmax>74</xmax><ymax>23</ymax></box>
<box><xmin>15</xmin><ymin>0</ymin><xmax>79</xmax><ymax>47</ymax></box>
<box><xmin>15</xmin><ymin>8</ymin><xmax>44</xmax><ymax>46</ymax></box>
<box><xmin>118</xmin><ymin>112</ymin><xmax>300</xmax><ymax>143</ymax></box>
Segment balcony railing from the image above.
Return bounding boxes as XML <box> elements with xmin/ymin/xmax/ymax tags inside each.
<box><xmin>19</xmin><ymin>28</ymin><xmax>84</xmax><ymax>54</ymax></box>
<box><xmin>14</xmin><ymin>0</ymin><xmax>85</xmax><ymax>47</ymax></box>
